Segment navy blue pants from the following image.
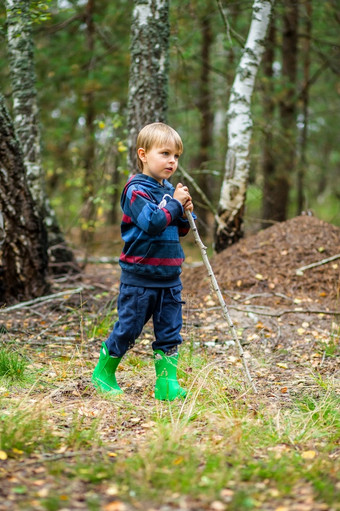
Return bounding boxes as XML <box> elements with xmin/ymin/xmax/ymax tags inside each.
<box><xmin>105</xmin><ymin>283</ymin><xmax>184</xmax><ymax>357</ymax></box>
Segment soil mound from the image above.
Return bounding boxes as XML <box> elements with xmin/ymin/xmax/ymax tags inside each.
<box><xmin>182</xmin><ymin>215</ymin><xmax>340</xmax><ymax>305</ymax></box>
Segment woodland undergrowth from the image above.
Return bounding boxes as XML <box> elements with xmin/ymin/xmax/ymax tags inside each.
<box><xmin>0</xmin><ymin>281</ymin><xmax>339</xmax><ymax>511</ymax></box>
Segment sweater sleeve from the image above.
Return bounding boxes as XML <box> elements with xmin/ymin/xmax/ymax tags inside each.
<box><xmin>125</xmin><ymin>186</ymin><xmax>184</xmax><ymax>236</ymax></box>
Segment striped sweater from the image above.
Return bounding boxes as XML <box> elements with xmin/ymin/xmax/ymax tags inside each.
<box><xmin>119</xmin><ymin>174</ymin><xmax>191</xmax><ymax>286</ymax></box>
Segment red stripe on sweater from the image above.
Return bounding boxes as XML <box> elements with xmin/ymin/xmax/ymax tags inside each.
<box><xmin>122</xmin><ymin>214</ymin><xmax>132</xmax><ymax>223</ymax></box>
<box><xmin>131</xmin><ymin>190</ymin><xmax>150</xmax><ymax>204</ymax></box>
<box><xmin>120</xmin><ymin>254</ymin><xmax>183</xmax><ymax>266</ymax></box>
<box><xmin>161</xmin><ymin>208</ymin><xmax>172</xmax><ymax>225</ymax></box>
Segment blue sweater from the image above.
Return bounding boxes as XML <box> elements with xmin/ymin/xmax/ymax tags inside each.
<box><xmin>119</xmin><ymin>174</ymin><xmax>191</xmax><ymax>287</ymax></box>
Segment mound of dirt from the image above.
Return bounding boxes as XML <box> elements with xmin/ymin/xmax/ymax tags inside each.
<box><xmin>182</xmin><ymin>215</ymin><xmax>340</xmax><ymax>305</ymax></box>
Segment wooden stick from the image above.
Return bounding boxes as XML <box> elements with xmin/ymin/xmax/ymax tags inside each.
<box><xmin>186</xmin><ymin>211</ymin><xmax>257</xmax><ymax>393</ymax></box>
<box><xmin>0</xmin><ymin>286</ymin><xmax>88</xmax><ymax>313</ymax></box>
<box><xmin>296</xmin><ymin>253</ymin><xmax>340</xmax><ymax>275</ymax></box>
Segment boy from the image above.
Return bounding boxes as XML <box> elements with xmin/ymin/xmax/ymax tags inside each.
<box><xmin>92</xmin><ymin>122</ymin><xmax>194</xmax><ymax>401</ymax></box>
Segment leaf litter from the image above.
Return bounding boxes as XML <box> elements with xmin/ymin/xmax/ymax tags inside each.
<box><xmin>0</xmin><ymin>215</ymin><xmax>339</xmax><ymax>510</ymax></box>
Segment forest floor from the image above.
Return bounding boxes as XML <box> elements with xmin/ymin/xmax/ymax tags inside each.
<box><xmin>0</xmin><ymin>215</ymin><xmax>339</xmax><ymax>511</ymax></box>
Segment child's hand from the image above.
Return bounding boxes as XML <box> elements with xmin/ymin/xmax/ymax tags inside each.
<box><xmin>183</xmin><ymin>199</ymin><xmax>194</xmax><ymax>213</ymax></box>
<box><xmin>174</xmin><ymin>183</ymin><xmax>191</xmax><ymax>206</ymax></box>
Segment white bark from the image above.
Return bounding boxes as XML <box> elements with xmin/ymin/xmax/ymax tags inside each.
<box><xmin>5</xmin><ymin>0</ymin><xmax>44</xmax><ymax>208</ymax></box>
<box><xmin>216</xmin><ymin>0</ymin><xmax>273</xmax><ymax>247</ymax></box>
<box><xmin>5</xmin><ymin>0</ymin><xmax>78</xmax><ymax>272</ymax></box>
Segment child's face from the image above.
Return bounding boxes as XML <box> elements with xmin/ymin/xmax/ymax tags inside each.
<box><xmin>138</xmin><ymin>143</ymin><xmax>181</xmax><ymax>184</ymax></box>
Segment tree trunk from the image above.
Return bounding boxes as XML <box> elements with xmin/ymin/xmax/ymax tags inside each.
<box><xmin>297</xmin><ymin>0</ymin><xmax>311</xmax><ymax>214</ymax></box>
<box><xmin>127</xmin><ymin>0</ymin><xmax>170</xmax><ymax>172</ymax></box>
<box><xmin>271</xmin><ymin>0</ymin><xmax>299</xmax><ymax>221</ymax></box>
<box><xmin>191</xmin><ymin>10</ymin><xmax>214</xmax><ymax>236</ymax></box>
<box><xmin>214</xmin><ymin>0</ymin><xmax>273</xmax><ymax>252</ymax></box>
<box><xmin>261</xmin><ymin>17</ymin><xmax>277</xmax><ymax>225</ymax></box>
<box><xmin>0</xmin><ymin>94</ymin><xmax>49</xmax><ymax>305</ymax></box>
<box><xmin>5</xmin><ymin>0</ymin><xmax>78</xmax><ymax>274</ymax></box>
<box><xmin>80</xmin><ymin>0</ymin><xmax>97</xmax><ymax>246</ymax></box>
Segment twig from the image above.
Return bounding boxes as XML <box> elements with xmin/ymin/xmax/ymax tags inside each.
<box><xmin>76</xmin><ymin>255</ymin><xmax>120</xmax><ymax>265</ymax></box>
<box><xmin>186</xmin><ymin>211</ymin><xmax>257</xmax><ymax>393</ymax></box>
<box><xmin>191</xmin><ymin>305</ymin><xmax>339</xmax><ymax>317</ymax></box>
<box><xmin>296</xmin><ymin>253</ymin><xmax>340</xmax><ymax>275</ymax></box>
<box><xmin>0</xmin><ymin>287</ymin><xmax>90</xmax><ymax>313</ymax></box>
<box><xmin>24</xmin><ymin>450</ymin><xmax>91</xmax><ymax>465</ymax></box>
<box><xmin>178</xmin><ymin>165</ymin><xmax>224</xmax><ymax>229</ymax></box>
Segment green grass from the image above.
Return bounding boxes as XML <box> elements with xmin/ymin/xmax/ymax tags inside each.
<box><xmin>0</xmin><ymin>347</ymin><xmax>28</xmax><ymax>382</ymax></box>
<box><xmin>1</xmin><ymin>344</ymin><xmax>339</xmax><ymax>510</ymax></box>
<box><xmin>86</xmin><ymin>299</ymin><xmax>118</xmax><ymax>340</ymax></box>
<box><xmin>0</xmin><ymin>405</ymin><xmax>59</xmax><ymax>456</ymax></box>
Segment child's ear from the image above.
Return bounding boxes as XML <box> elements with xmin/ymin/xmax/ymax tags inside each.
<box><xmin>137</xmin><ymin>148</ymin><xmax>147</xmax><ymax>162</ymax></box>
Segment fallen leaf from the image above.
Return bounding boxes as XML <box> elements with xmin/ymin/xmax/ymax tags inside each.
<box><xmin>12</xmin><ymin>448</ymin><xmax>24</xmax><ymax>455</ymax></box>
<box><xmin>37</xmin><ymin>488</ymin><xmax>49</xmax><ymax>498</ymax></box>
<box><xmin>301</xmin><ymin>450</ymin><xmax>316</xmax><ymax>459</ymax></box>
<box><xmin>104</xmin><ymin>501</ymin><xmax>126</xmax><ymax>511</ymax></box>
<box><xmin>276</xmin><ymin>363</ymin><xmax>288</xmax><ymax>369</ymax></box>
<box><xmin>281</xmin><ymin>387</ymin><xmax>288</xmax><ymax>393</ymax></box>
<box><xmin>210</xmin><ymin>501</ymin><xmax>226</xmax><ymax>511</ymax></box>
<box><xmin>220</xmin><ymin>488</ymin><xmax>234</xmax><ymax>502</ymax></box>
<box><xmin>106</xmin><ymin>485</ymin><xmax>119</xmax><ymax>496</ymax></box>
<box><xmin>0</xmin><ymin>450</ymin><xmax>7</xmax><ymax>460</ymax></box>
<box><xmin>255</xmin><ymin>273</ymin><xmax>264</xmax><ymax>280</ymax></box>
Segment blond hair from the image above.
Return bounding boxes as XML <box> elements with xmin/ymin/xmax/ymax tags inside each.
<box><xmin>136</xmin><ymin>122</ymin><xmax>183</xmax><ymax>171</ymax></box>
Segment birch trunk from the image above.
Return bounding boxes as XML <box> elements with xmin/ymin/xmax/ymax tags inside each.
<box><xmin>214</xmin><ymin>0</ymin><xmax>273</xmax><ymax>252</ymax></box>
<box><xmin>0</xmin><ymin>94</ymin><xmax>49</xmax><ymax>305</ymax></box>
<box><xmin>127</xmin><ymin>0</ymin><xmax>170</xmax><ymax>172</ymax></box>
<box><xmin>5</xmin><ymin>0</ymin><xmax>78</xmax><ymax>273</ymax></box>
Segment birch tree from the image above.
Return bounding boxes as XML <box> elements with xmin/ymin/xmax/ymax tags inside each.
<box><xmin>5</xmin><ymin>0</ymin><xmax>78</xmax><ymax>273</ymax></box>
<box><xmin>214</xmin><ymin>0</ymin><xmax>273</xmax><ymax>252</ymax></box>
<box><xmin>127</xmin><ymin>0</ymin><xmax>170</xmax><ymax>172</ymax></box>
<box><xmin>0</xmin><ymin>94</ymin><xmax>49</xmax><ymax>305</ymax></box>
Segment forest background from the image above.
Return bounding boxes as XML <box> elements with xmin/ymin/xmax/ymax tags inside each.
<box><xmin>0</xmin><ymin>2</ymin><xmax>340</xmax><ymax>511</ymax></box>
<box><xmin>1</xmin><ymin>0</ymin><xmax>339</xmax><ymax>263</ymax></box>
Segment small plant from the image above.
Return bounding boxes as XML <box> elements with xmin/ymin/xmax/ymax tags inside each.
<box><xmin>64</xmin><ymin>413</ymin><xmax>102</xmax><ymax>450</ymax></box>
<box><xmin>0</xmin><ymin>406</ymin><xmax>59</xmax><ymax>456</ymax></box>
<box><xmin>86</xmin><ymin>301</ymin><xmax>118</xmax><ymax>340</ymax></box>
<box><xmin>0</xmin><ymin>347</ymin><xmax>28</xmax><ymax>381</ymax></box>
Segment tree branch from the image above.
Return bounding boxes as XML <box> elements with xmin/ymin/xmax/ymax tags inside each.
<box><xmin>186</xmin><ymin>211</ymin><xmax>257</xmax><ymax>393</ymax></box>
<box><xmin>296</xmin><ymin>253</ymin><xmax>340</xmax><ymax>275</ymax></box>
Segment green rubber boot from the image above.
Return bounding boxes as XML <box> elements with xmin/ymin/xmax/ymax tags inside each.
<box><xmin>154</xmin><ymin>350</ymin><xmax>187</xmax><ymax>401</ymax></box>
<box><xmin>92</xmin><ymin>342</ymin><xmax>123</xmax><ymax>395</ymax></box>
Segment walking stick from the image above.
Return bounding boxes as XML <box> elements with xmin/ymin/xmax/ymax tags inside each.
<box><xmin>186</xmin><ymin>211</ymin><xmax>257</xmax><ymax>393</ymax></box>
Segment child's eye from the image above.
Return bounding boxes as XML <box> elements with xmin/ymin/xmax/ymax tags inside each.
<box><xmin>163</xmin><ymin>152</ymin><xmax>169</xmax><ymax>156</ymax></box>
<box><xmin>175</xmin><ymin>154</ymin><xmax>179</xmax><ymax>160</ymax></box>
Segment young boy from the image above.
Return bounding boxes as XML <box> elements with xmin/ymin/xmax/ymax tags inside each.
<box><xmin>92</xmin><ymin>122</ymin><xmax>194</xmax><ymax>401</ymax></box>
